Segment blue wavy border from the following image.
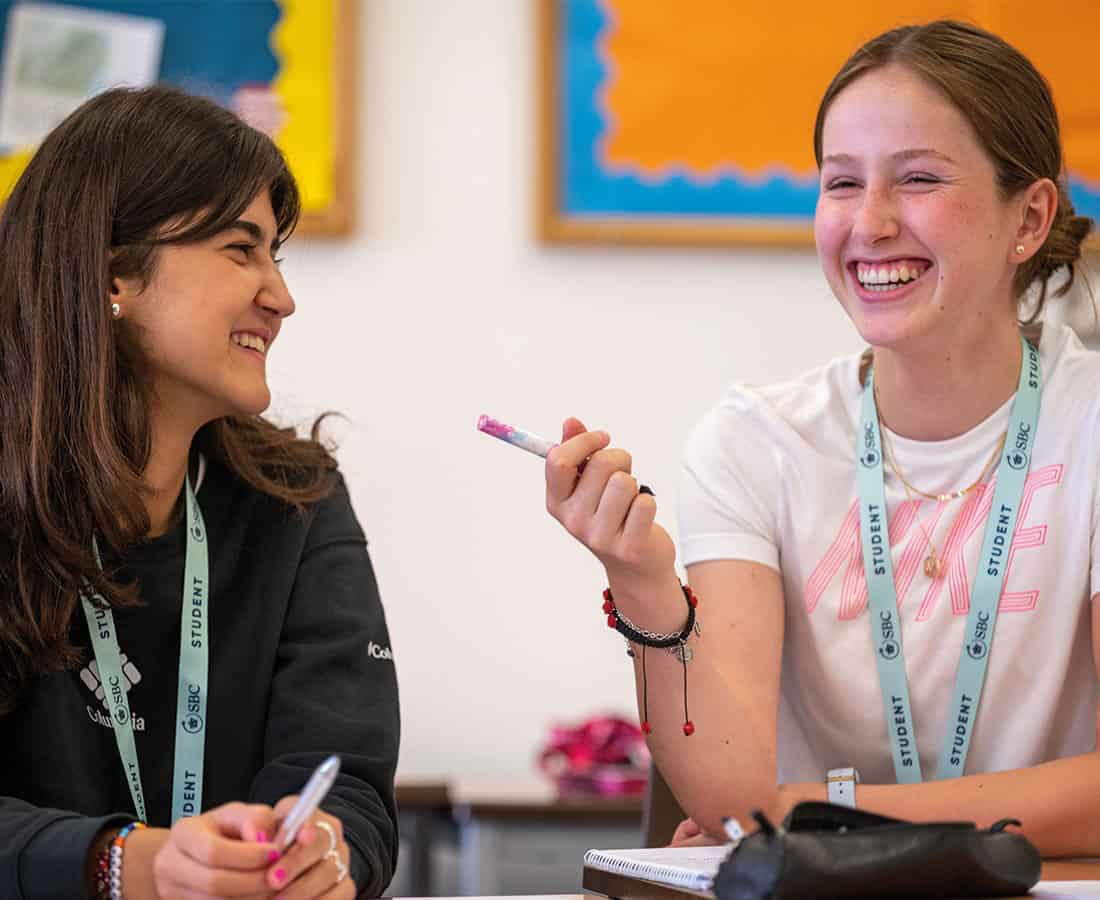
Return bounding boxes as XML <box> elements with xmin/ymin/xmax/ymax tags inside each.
<box><xmin>560</xmin><ymin>0</ymin><xmax>1100</xmax><ymax>223</ymax></box>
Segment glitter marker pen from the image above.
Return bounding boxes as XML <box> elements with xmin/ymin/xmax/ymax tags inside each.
<box><xmin>477</xmin><ymin>414</ymin><xmax>653</xmax><ymax>495</ymax></box>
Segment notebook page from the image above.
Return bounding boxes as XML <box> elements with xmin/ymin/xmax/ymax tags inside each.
<box><xmin>1031</xmin><ymin>884</ymin><xmax>1100</xmax><ymax>899</ymax></box>
<box><xmin>583</xmin><ymin>845</ymin><xmax>734</xmax><ymax>892</ymax></box>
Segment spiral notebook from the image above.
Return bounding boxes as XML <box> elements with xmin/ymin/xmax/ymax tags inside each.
<box><xmin>582</xmin><ymin>845</ymin><xmax>733</xmax><ymax>892</ymax></box>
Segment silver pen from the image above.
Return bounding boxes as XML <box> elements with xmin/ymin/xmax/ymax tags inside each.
<box><xmin>273</xmin><ymin>755</ymin><xmax>341</xmax><ymax>851</ymax></box>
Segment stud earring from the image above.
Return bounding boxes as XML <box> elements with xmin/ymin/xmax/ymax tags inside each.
<box><xmin>1015</xmin><ymin>244</ymin><xmax>1026</xmax><ymax>255</ymax></box>
<box><xmin>110</xmin><ymin>302</ymin><xmax>121</xmax><ymax>319</ymax></box>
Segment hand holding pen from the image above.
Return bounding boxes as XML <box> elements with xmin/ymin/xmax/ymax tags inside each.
<box><xmin>264</xmin><ymin>756</ymin><xmax>355</xmax><ymax>898</ymax></box>
<box><xmin>478</xmin><ymin>414</ymin><xmax>677</xmax><ymax>593</ymax></box>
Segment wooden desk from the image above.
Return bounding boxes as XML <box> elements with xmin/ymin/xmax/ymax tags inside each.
<box><xmin>395</xmin><ymin>778</ymin><xmax>452</xmax><ymax>896</ymax></box>
<box><xmin>583</xmin><ymin>861</ymin><xmax>1100</xmax><ymax>900</ymax></box>
<box><xmin>448</xmin><ymin>776</ymin><xmax>642</xmax><ymax>822</ymax></box>
<box><xmin>395</xmin><ymin>776</ymin><xmax>643</xmax><ymax>895</ymax></box>
<box><xmin>452</xmin><ymin>778</ymin><xmax>642</xmax><ymax>895</ymax></box>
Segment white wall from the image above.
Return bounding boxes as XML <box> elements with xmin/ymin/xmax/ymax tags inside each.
<box><xmin>265</xmin><ymin>1</ymin><xmax>1093</xmax><ymax>777</ymax></box>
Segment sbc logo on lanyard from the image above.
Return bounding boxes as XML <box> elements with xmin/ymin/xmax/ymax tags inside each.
<box><xmin>878</xmin><ymin>611</ymin><xmax>900</xmax><ymax>660</ymax></box>
<box><xmin>190</xmin><ymin>507</ymin><xmax>206</xmax><ymax>543</ymax></box>
<box><xmin>182</xmin><ymin>682</ymin><xmax>204</xmax><ymax>734</ymax></box>
<box><xmin>966</xmin><ymin>611</ymin><xmax>991</xmax><ymax>659</ymax></box>
<box><xmin>861</xmin><ymin>422</ymin><xmax>879</xmax><ymax>468</ymax></box>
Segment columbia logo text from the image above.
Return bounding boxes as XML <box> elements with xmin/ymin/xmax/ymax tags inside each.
<box><xmin>81</xmin><ymin>656</ymin><xmax>145</xmax><ymax>731</ymax></box>
<box><xmin>368</xmin><ymin>641</ymin><xmax>393</xmax><ymax>661</ymax></box>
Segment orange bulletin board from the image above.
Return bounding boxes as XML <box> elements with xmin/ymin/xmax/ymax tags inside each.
<box><xmin>538</xmin><ymin>0</ymin><xmax>1100</xmax><ymax>246</ymax></box>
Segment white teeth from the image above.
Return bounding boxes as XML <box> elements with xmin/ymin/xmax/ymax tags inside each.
<box><xmin>856</xmin><ymin>262</ymin><xmax>926</xmax><ymax>287</ymax></box>
<box><xmin>231</xmin><ymin>333</ymin><xmax>267</xmax><ymax>354</ymax></box>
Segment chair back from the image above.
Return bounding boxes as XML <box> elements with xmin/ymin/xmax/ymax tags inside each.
<box><xmin>642</xmin><ymin>762</ymin><xmax>686</xmax><ymax>847</ymax></box>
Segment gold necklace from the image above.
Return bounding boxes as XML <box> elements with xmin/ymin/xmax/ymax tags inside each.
<box><xmin>879</xmin><ymin>425</ymin><xmax>1006</xmax><ymax>579</ymax></box>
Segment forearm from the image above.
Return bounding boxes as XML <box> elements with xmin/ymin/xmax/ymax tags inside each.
<box><xmin>776</xmin><ymin>751</ymin><xmax>1100</xmax><ymax>857</ymax></box>
<box><xmin>614</xmin><ymin>562</ymin><xmax>786</xmax><ymax>837</ymax></box>
<box><xmin>621</xmin><ymin>574</ymin><xmax>779</xmax><ymax>836</ymax></box>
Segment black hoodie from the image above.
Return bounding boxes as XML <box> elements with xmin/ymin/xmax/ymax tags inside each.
<box><xmin>0</xmin><ymin>459</ymin><xmax>400</xmax><ymax>899</ymax></box>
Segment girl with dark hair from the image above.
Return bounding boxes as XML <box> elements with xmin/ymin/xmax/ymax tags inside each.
<box><xmin>0</xmin><ymin>86</ymin><xmax>398</xmax><ymax>898</ymax></box>
<box><xmin>546</xmin><ymin>20</ymin><xmax>1100</xmax><ymax>854</ymax></box>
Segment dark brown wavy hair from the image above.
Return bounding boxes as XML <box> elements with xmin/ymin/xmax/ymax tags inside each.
<box><xmin>0</xmin><ymin>86</ymin><xmax>336</xmax><ymax>712</ymax></box>
<box><xmin>814</xmin><ymin>20</ymin><xmax>1094</xmax><ymax>323</ymax></box>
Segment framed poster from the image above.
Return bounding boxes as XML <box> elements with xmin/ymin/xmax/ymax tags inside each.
<box><xmin>538</xmin><ymin>0</ymin><xmax>1100</xmax><ymax>247</ymax></box>
<box><xmin>0</xmin><ymin>0</ymin><xmax>357</xmax><ymax>236</ymax></box>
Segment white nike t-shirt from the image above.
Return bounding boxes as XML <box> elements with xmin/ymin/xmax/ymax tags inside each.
<box><xmin>679</xmin><ymin>323</ymin><xmax>1100</xmax><ymax>784</ymax></box>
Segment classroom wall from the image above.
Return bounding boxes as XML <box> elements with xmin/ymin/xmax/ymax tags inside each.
<box><xmin>265</xmin><ymin>0</ymin><xmax>1097</xmax><ymax>777</ymax></box>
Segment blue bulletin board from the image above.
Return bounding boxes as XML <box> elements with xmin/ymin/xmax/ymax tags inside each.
<box><xmin>0</xmin><ymin>0</ymin><xmax>356</xmax><ymax>235</ymax></box>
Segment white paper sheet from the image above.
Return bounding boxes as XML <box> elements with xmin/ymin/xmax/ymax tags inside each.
<box><xmin>1033</xmin><ymin>882</ymin><xmax>1100</xmax><ymax>898</ymax></box>
<box><xmin>0</xmin><ymin>2</ymin><xmax>164</xmax><ymax>148</ymax></box>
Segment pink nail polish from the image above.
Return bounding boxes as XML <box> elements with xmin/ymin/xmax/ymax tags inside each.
<box><xmin>274</xmin><ymin>868</ymin><xmax>286</xmax><ymax>884</ymax></box>
<box><xmin>268</xmin><ymin>849</ymin><xmax>281</xmax><ymax>863</ymax></box>
<box><xmin>257</xmin><ymin>831</ymin><xmax>268</xmax><ymax>843</ymax></box>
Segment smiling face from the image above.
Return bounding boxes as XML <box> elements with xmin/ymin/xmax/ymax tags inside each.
<box><xmin>814</xmin><ymin>64</ymin><xmax>1024</xmax><ymax>352</ymax></box>
<box><xmin>121</xmin><ymin>189</ymin><xmax>294</xmax><ymax>426</ymax></box>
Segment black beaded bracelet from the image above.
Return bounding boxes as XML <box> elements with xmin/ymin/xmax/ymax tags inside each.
<box><xmin>601</xmin><ymin>584</ymin><xmax>700</xmax><ymax>736</ymax></box>
<box><xmin>603</xmin><ymin>584</ymin><xmax>697</xmax><ymax>648</ymax></box>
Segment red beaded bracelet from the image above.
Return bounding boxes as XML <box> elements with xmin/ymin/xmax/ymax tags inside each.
<box><xmin>602</xmin><ymin>584</ymin><xmax>700</xmax><ymax>736</ymax></box>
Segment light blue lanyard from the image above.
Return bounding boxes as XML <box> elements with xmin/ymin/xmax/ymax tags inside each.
<box><xmin>856</xmin><ymin>336</ymin><xmax>1040</xmax><ymax>782</ymax></box>
<box><xmin>81</xmin><ymin>474</ymin><xmax>210</xmax><ymax>822</ymax></box>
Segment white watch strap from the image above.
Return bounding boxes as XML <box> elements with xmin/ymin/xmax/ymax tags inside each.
<box><xmin>826</xmin><ymin>767</ymin><xmax>859</xmax><ymax>807</ymax></box>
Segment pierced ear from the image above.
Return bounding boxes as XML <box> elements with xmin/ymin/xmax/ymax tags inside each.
<box><xmin>1013</xmin><ymin>178</ymin><xmax>1058</xmax><ymax>262</ymax></box>
<box><xmin>109</xmin><ymin>271</ymin><xmax>145</xmax><ymax>307</ymax></box>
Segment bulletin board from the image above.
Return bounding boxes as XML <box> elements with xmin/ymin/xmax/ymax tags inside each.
<box><xmin>0</xmin><ymin>0</ymin><xmax>357</xmax><ymax>236</ymax></box>
<box><xmin>538</xmin><ymin>0</ymin><xmax>1100</xmax><ymax>247</ymax></box>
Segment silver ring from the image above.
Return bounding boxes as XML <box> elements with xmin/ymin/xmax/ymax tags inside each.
<box><xmin>315</xmin><ymin>820</ymin><xmax>348</xmax><ymax>884</ymax></box>
<box><xmin>332</xmin><ymin>853</ymin><xmax>349</xmax><ymax>884</ymax></box>
<box><xmin>315</xmin><ymin>820</ymin><xmax>338</xmax><ymax>857</ymax></box>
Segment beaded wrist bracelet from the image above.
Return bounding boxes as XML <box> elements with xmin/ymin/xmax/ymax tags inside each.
<box><xmin>94</xmin><ymin>821</ymin><xmax>146</xmax><ymax>900</ymax></box>
<box><xmin>603</xmin><ymin>583</ymin><xmax>700</xmax><ymax>736</ymax></box>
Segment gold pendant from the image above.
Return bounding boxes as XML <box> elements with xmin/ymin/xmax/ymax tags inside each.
<box><xmin>924</xmin><ymin>554</ymin><xmax>944</xmax><ymax>579</ymax></box>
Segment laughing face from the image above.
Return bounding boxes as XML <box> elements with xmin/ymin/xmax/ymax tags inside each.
<box><xmin>121</xmin><ymin>189</ymin><xmax>294</xmax><ymax>425</ymax></box>
<box><xmin>814</xmin><ymin>64</ymin><xmax>1023</xmax><ymax>351</ymax></box>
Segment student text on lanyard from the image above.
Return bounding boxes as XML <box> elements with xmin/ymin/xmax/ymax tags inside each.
<box><xmin>81</xmin><ymin>474</ymin><xmax>209</xmax><ymax>823</ymax></box>
<box><xmin>857</xmin><ymin>336</ymin><xmax>1040</xmax><ymax>782</ymax></box>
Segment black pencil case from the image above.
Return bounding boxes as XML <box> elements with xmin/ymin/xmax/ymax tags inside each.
<box><xmin>712</xmin><ymin>801</ymin><xmax>1041</xmax><ymax>900</ymax></box>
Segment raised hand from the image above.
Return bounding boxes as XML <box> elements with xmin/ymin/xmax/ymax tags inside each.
<box><xmin>545</xmin><ymin>417</ymin><xmax>676</xmax><ymax>589</ymax></box>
